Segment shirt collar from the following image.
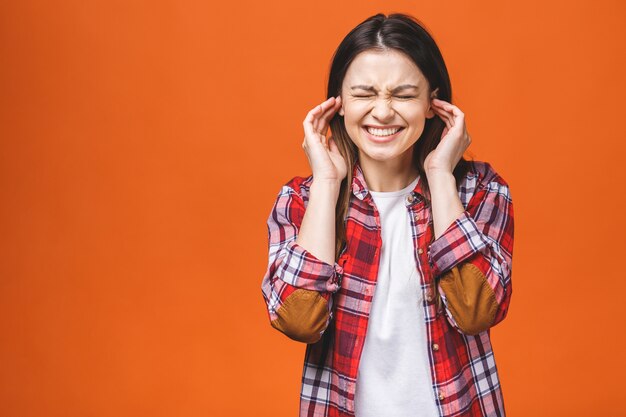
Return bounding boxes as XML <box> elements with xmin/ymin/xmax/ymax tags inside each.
<box><xmin>350</xmin><ymin>158</ymin><xmax>431</xmax><ymax>204</ymax></box>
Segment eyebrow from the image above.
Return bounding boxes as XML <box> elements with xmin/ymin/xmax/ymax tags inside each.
<box><xmin>350</xmin><ymin>84</ymin><xmax>419</xmax><ymax>93</ymax></box>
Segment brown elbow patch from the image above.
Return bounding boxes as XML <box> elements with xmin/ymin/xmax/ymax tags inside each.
<box><xmin>438</xmin><ymin>262</ymin><xmax>498</xmax><ymax>335</ymax></box>
<box><xmin>270</xmin><ymin>289</ymin><xmax>329</xmax><ymax>344</ymax></box>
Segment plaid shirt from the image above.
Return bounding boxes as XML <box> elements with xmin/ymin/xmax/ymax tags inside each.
<box><xmin>261</xmin><ymin>158</ymin><xmax>514</xmax><ymax>417</ymax></box>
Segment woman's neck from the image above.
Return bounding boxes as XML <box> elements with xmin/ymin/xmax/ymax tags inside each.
<box><xmin>359</xmin><ymin>150</ymin><xmax>419</xmax><ymax>192</ymax></box>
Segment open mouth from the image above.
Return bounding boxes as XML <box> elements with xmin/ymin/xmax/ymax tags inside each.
<box><xmin>362</xmin><ymin>126</ymin><xmax>405</xmax><ymax>142</ymax></box>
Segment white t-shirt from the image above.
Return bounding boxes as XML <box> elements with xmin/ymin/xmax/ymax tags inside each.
<box><xmin>353</xmin><ymin>175</ymin><xmax>439</xmax><ymax>417</ymax></box>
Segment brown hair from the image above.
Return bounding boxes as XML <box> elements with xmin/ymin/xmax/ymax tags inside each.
<box><xmin>325</xmin><ymin>13</ymin><xmax>472</xmax><ymax>263</ymax></box>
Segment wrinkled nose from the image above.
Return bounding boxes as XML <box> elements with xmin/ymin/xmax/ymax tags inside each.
<box><xmin>370</xmin><ymin>98</ymin><xmax>395</xmax><ymax>122</ymax></box>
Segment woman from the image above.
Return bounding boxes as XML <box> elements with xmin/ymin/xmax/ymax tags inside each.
<box><xmin>260</xmin><ymin>12</ymin><xmax>514</xmax><ymax>417</ymax></box>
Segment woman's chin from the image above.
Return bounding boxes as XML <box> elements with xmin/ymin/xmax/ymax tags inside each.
<box><xmin>357</xmin><ymin>142</ymin><xmax>418</xmax><ymax>163</ymax></box>
<box><xmin>359</xmin><ymin>148</ymin><xmax>400</xmax><ymax>162</ymax></box>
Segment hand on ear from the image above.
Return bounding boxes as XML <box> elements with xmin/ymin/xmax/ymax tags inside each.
<box><xmin>427</xmin><ymin>87</ymin><xmax>440</xmax><ymax>119</ymax></box>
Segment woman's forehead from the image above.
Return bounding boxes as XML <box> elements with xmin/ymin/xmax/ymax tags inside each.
<box><xmin>343</xmin><ymin>50</ymin><xmax>426</xmax><ymax>87</ymax></box>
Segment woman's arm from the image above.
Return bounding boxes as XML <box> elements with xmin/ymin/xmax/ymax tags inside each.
<box><xmin>427</xmin><ymin>165</ymin><xmax>514</xmax><ymax>335</ymax></box>
<box><xmin>424</xmin><ymin>98</ymin><xmax>514</xmax><ymax>335</ymax></box>
<box><xmin>260</xmin><ymin>178</ymin><xmax>343</xmax><ymax>344</ymax></box>
<box><xmin>427</xmin><ymin>171</ymin><xmax>465</xmax><ymax>240</ymax></box>
<box><xmin>296</xmin><ymin>180</ymin><xmax>341</xmax><ymax>264</ymax></box>
<box><xmin>261</xmin><ymin>95</ymin><xmax>346</xmax><ymax>344</ymax></box>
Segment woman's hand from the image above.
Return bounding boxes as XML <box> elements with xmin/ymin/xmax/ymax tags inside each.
<box><xmin>302</xmin><ymin>96</ymin><xmax>347</xmax><ymax>183</ymax></box>
<box><xmin>424</xmin><ymin>98</ymin><xmax>472</xmax><ymax>175</ymax></box>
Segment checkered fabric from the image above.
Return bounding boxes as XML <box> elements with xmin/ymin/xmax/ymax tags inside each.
<box><xmin>261</xmin><ymin>158</ymin><xmax>514</xmax><ymax>417</ymax></box>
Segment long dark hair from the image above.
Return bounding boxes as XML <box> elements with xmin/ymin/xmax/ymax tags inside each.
<box><xmin>326</xmin><ymin>12</ymin><xmax>472</xmax><ymax>261</ymax></box>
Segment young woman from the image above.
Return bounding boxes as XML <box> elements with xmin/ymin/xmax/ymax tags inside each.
<box><xmin>261</xmin><ymin>12</ymin><xmax>514</xmax><ymax>417</ymax></box>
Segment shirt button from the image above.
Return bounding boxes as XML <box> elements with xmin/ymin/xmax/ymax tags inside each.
<box><xmin>406</xmin><ymin>194</ymin><xmax>415</xmax><ymax>203</ymax></box>
<box><xmin>413</xmin><ymin>214</ymin><xmax>419</xmax><ymax>221</ymax></box>
<box><xmin>438</xmin><ymin>391</ymin><xmax>445</xmax><ymax>401</ymax></box>
<box><xmin>432</xmin><ymin>343</ymin><xmax>439</xmax><ymax>351</ymax></box>
<box><xmin>425</xmin><ymin>290</ymin><xmax>433</xmax><ymax>303</ymax></box>
<box><xmin>417</xmin><ymin>248</ymin><xmax>423</xmax><ymax>254</ymax></box>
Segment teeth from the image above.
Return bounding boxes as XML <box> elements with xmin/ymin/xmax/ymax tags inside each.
<box><xmin>366</xmin><ymin>126</ymin><xmax>401</xmax><ymax>136</ymax></box>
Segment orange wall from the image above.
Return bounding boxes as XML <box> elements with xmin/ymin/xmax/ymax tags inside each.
<box><xmin>1</xmin><ymin>1</ymin><xmax>625</xmax><ymax>416</ymax></box>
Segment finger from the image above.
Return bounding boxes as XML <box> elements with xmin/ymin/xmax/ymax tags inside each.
<box><xmin>436</xmin><ymin>106</ymin><xmax>456</xmax><ymax>127</ymax></box>
<box><xmin>304</xmin><ymin>99</ymin><xmax>331</xmax><ymax>140</ymax></box>
<box><xmin>303</xmin><ymin>118</ymin><xmax>328</xmax><ymax>150</ymax></box>
<box><xmin>432</xmin><ymin>98</ymin><xmax>453</xmax><ymax>107</ymax></box>
<box><xmin>316</xmin><ymin>98</ymin><xmax>341</xmax><ymax>136</ymax></box>
<box><xmin>312</xmin><ymin>97</ymin><xmax>337</xmax><ymax>132</ymax></box>
<box><xmin>317</xmin><ymin>97</ymin><xmax>341</xmax><ymax>134</ymax></box>
<box><xmin>310</xmin><ymin>104</ymin><xmax>325</xmax><ymax>133</ymax></box>
<box><xmin>303</xmin><ymin>110</ymin><xmax>320</xmax><ymax>144</ymax></box>
<box><xmin>433</xmin><ymin>106</ymin><xmax>454</xmax><ymax>129</ymax></box>
<box><xmin>305</xmin><ymin>102</ymin><xmax>324</xmax><ymax>124</ymax></box>
<box><xmin>433</xmin><ymin>99</ymin><xmax>464</xmax><ymax>120</ymax></box>
<box><xmin>318</xmin><ymin>97</ymin><xmax>342</xmax><ymax>135</ymax></box>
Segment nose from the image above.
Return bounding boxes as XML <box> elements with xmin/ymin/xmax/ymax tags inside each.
<box><xmin>370</xmin><ymin>97</ymin><xmax>395</xmax><ymax>121</ymax></box>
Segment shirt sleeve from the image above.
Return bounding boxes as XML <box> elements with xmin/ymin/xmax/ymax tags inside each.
<box><xmin>260</xmin><ymin>182</ymin><xmax>344</xmax><ymax>344</ymax></box>
<box><xmin>427</xmin><ymin>170</ymin><xmax>514</xmax><ymax>335</ymax></box>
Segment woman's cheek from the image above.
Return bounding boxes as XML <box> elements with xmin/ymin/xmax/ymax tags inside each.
<box><xmin>348</xmin><ymin>101</ymin><xmax>371</xmax><ymax>113</ymax></box>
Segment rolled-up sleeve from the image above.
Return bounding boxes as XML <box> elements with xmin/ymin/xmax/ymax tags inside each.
<box><xmin>427</xmin><ymin>172</ymin><xmax>514</xmax><ymax>335</ymax></box>
<box><xmin>260</xmin><ymin>182</ymin><xmax>343</xmax><ymax>344</ymax></box>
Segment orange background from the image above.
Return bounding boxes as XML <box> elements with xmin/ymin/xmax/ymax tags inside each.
<box><xmin>1</xmin><ymin>1</ymin><xmax>625</xmax><ymax>416</ymax></box>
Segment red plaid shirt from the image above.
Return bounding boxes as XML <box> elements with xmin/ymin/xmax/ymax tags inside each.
<box><xmin>261</xmin><ymin>158</ymin><xmax>514</xmax><ymax>417</ymax></box>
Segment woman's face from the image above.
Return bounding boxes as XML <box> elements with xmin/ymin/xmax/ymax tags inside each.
<box><xmin>339</xmin><ymin>49</ymin><xmax>437</xmax><ymax>165</ymax></box>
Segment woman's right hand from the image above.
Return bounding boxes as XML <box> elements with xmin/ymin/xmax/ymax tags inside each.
<box><xmin>302</xmin><ymin>96</ymin><xmax>348</xmax><ymax>183</ymax></box>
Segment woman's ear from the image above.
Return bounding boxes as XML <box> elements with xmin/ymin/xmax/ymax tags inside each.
<box><xmin>426</xmin><ymin>87</ymin><xmax>440</xmax><ymax>119</ymax></box>
<box><xmin>338</xmin><ymin>92</ymin><xmax>345</xmax><ymax>116</ymax></box>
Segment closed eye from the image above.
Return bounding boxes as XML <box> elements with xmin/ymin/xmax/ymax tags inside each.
<box><xmin>353</xmin><ymin>95</ymin><xmax>416</xmax><ymax>99</ymax></box>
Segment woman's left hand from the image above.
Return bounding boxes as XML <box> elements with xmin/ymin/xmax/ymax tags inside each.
<box><xmin>424</xmin><ymin>98</ymin><xmax>471</xmax><ymax>175</ymax></box>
